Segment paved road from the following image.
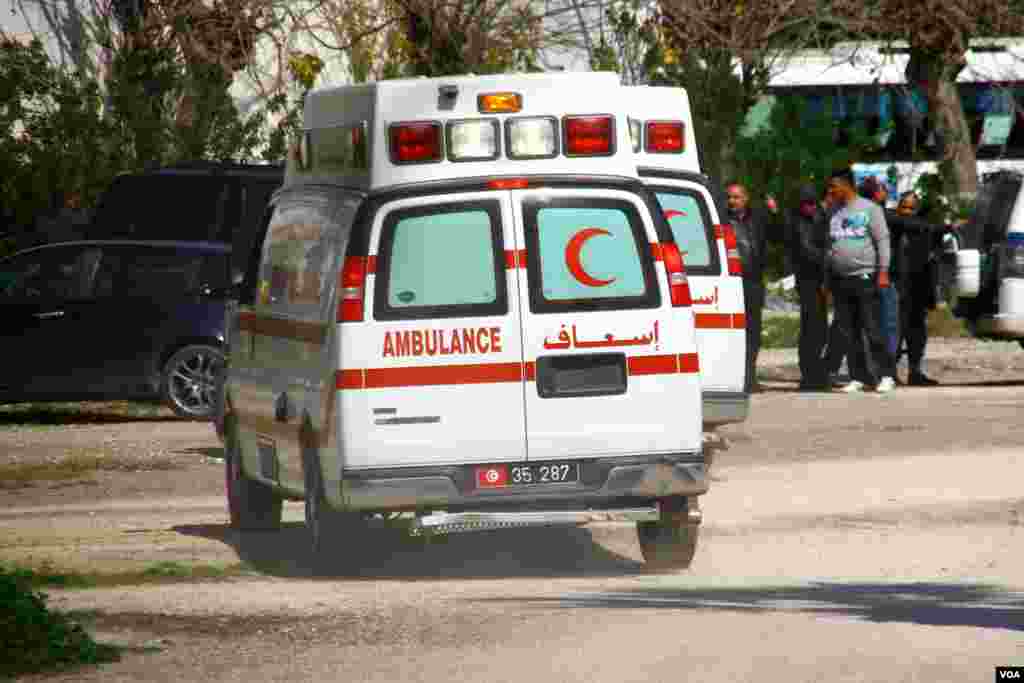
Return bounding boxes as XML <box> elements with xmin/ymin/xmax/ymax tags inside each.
<box><xmin>6</xmin><ymin>381</ymin><xmax>1022</xmax><ymax>683</ymax></box>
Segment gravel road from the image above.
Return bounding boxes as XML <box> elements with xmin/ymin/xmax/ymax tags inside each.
<box><xmin>3</xmin><ymin>338</ymin><xmax>1023</xmax><ymax>682</ymax></box>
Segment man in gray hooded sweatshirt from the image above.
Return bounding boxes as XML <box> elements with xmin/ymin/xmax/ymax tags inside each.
<box><xmin>825</xmin><ymin>167</ymin><xmax>893</xmax><ymax>393</ymax></box>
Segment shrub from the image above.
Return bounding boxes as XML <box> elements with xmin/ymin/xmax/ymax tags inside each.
<box><xmin>0</xmin><ymin>565</ymin><xmax>118</xmax><ymax>678</ymax></box>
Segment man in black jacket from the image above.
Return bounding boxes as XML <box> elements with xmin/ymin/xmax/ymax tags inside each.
<box><xmin>786</xmin><ymin>185</ymin><xmax>830</xmax><ymax>390</ymax></box>
<box><xmin>726</xmin><ymin>181</ymin><xmax>774</xmax><ymax>392</ymax></box>
<box><xmin>891</xmin><ymin>191</ymin><xmax>945</xmax><ymax>385</ymax></box>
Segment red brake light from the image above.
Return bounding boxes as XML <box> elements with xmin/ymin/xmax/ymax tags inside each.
<box><xmin>338</xmin><ymin>256</ymin><xmax>367</xmax><ymax>322</ymax></box>
<box><xmin>389</xmin><ymin>122</ymin><xmax>442</xmax><ymax>164</ymax></box>
<box><xmin>720</xmin><ymin>224</ymin><xmax>744</xmax><ymax>276</ymax></box>
<box><xmin>564</xmin><ymin>115</ymin><xmax>614</xmax><ymax>156</ymax></box>
<box><xmin>660</xmin><ymin>242</ymin><xmax>692</xmax><ymax>307</ymax></box>
<box><xmin>645</xmin><ymin>121</ymin><xmax>684</xmax><ymax>153</ymax></box>
<box><xmin>487</xmin><ymin>178</ymin><xmax>530</xmax><ymax>190</ymax></box>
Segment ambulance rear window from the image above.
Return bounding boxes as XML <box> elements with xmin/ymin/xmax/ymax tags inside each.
<box><xmin>374</xmin><ymin>201</ymin><xmax>506</xmax><ymax>320</ymax></box>
<box><xmin>652</xmin><ymin>189</ymin><xmax>719</xmax><ymax>275</ymax></box>
<box><xmin>522</xmin><ymin>197</ymin><xmax>659</xmax><ymax>313</ymax></box>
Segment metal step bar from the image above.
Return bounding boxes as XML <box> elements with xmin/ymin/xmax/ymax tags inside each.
<box><xmin>409</xmin><ymin>507</ymin><xmax>681</xmax><ymax>536</ymax></box>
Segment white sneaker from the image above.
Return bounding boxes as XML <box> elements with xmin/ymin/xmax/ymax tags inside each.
<box><xmin>876</xmin><ymin>376</ymin><xmax>896</xmax><ymax>393</ymax></box>
<box><xmin>838</xmin><ymin>380</ymin><xmax>864</xmax><ymax>393</ymax></box>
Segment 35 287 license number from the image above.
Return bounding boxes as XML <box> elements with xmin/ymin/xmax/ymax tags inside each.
<box><xmin>509</xmin><ymin>462</ymin><xmax>579</xmax><ymax>486</ymax></box>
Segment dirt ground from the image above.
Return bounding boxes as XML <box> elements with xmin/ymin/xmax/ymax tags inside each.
<box><xmin>2</xmin><ymin>337</ymin><xmax>1023</xmax><ymax>682</ymax></box>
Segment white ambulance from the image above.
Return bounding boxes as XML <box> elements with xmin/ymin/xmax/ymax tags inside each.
<box><xmin>626</xmin><ymin>86</ymin><xmax>749</xmax><ymax>427</ymax></box>
<box><xmin>222</xmin><ymin>72</ymin><xmax>708</xmax><ymax>569</ymax></box>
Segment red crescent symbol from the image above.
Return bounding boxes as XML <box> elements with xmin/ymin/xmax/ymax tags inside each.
<box><xmin>664</xmin><ymin>209</ymin><xmax>688</xmax><ymax>220</ymax></box>
<box><xmin>566</xmin><ymin>228</ymin><xmax>616</xmax><ymax>287</ymax></box>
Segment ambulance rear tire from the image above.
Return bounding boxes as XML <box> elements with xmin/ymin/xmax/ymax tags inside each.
<box><xmin>303</xmin><ymin>447</ymin><xmax>359</xmax><ymax>556</ymax></box>
<box><xmin>637</xmin><ymin>518</ymin><xmax>699</xmax><ymax>571</ymax></box>
<box><xmin>225</xmin><ymin>439</ymin><xmax>283</xmax><ymax>531</ymax></box>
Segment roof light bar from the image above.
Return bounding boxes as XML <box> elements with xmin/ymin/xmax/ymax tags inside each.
<box><xmin>447</xmin><ymin>119</ymin><xmax>500</xmax><ymax>162</ymax></box>
<box><xmin>506</xmin><ymin>117</ymin><xmax>558</xmax><ymax>159</ymax></box>
<box><xmin>564</xmin><ymin>115</ymin><xmax>614</xmax><ymax>157</ymax></box>
<box><xmin>389</xmin><ymin>121</ymin><xmax>443</xmax><ymax>164</ymax></box>
<box><xmin>479</xmin><ymin>92</ymin><xmax>522</xmax><ymax>113</ymax></box>
<box><xmin>645</xmin><ymin>120</ymin><xmax>685</xmax><ymax>153</ymax></box>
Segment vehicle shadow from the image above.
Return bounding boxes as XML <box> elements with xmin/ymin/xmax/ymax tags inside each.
<box><xmin>174</xmin><ymin>520</ymin><xmax>646</xmax><ymax>580</ymax></box>
<box><xmin>475</xmin><ymin>582</ymin><xmax>1024</xmax><ymax>632</ymax></box>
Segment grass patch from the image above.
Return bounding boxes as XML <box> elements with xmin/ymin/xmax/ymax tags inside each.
<box><xmin>2</xmin><ymin>561</ymin><xmax>253</xmax><ymax>592</ymax></box>
<box><xmin>0</xmin><ymin>452</ymin><xmax>186</xmax><ymax>489</ymax></box>
<box><xmin>0</xmin><ymin>565</ymin><xmax>121</xmax><ymax>678</ymax></box>
<box><xmin>761</xmin><ymin>314</ymin><xmax>801</xmax><ymax>349</ymax></box>
<box><xmin>926</xmin><ymin>304</ymin><xmax>968</xmax><ymax>339</ymax></box>
<box><xmin>760</xmin><ymin>303</ymin><xmax>968</xmax><ymax>351</ymax></box>
<box><xmin>0</xmin><ymin>401</ymin><xmax>173</xmax><ymax>429</ymax></box>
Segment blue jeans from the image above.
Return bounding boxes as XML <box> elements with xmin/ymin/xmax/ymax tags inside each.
<box><xmin>878</xmin><ymin>285</ymin><xmax>900</xmax><ymax>375</ymax></box>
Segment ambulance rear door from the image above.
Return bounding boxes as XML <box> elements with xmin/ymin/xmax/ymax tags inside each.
<box><xmin>642</xmin><ymin>172</ymin><xmax>747</xmax><ymax>427</ymax></box>
<box><xmin>338</xmin><ymin>190</ymin><xmax>528</xmax><ymax>470</ymax></box>
<box><xmin>510</xmin><ymin>183</ymin><xmax>703</xmax><ymax>464</ymax></box>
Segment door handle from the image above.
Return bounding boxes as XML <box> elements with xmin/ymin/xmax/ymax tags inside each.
<box><xmin>33</xmin><ymin>310</ymin><xmax>65</xmax><ymax>320</ymax></box>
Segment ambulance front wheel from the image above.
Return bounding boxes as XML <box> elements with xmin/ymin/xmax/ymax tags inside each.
<box><xmin>225</xmin><ymin>436</ymin><xmax>283</xmax><ymax>531</ymax></box>
<box><xmin>637</xmin><ymin>497</ymin><xmax>700</xmax><ymax>571</ymax></box>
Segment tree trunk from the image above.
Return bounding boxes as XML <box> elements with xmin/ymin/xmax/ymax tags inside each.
<box><xmin>906</xmin><ymin>49</ymin><xmax>977</xmax><ymax>199</ymax></box>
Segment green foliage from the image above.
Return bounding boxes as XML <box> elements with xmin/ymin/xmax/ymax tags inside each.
<box><xmin>263</xmin><ymin>52</ymin><xmax>326</xmax><ymax>164</ymax></box>
<box><xmin>1</xmin><ymin>32</ymin><xmax>271</xmax><ymax>244</ymax></box>
<box><xmin>0</xmin><ymin>37</ymin><xmax>120</xmax><ymax>236</ymax></box>
<box><xmin>0</xmin><ymin>565</ymin><xmax>119</xmax><ymax>678</ymax></box>
<box><xmin>913</xmin><ymin>171</ymin><xmax>976</xmax><ymax>225</ymax></box>
<box><xmin>733</xmin><ymin>95</ymin><xmax>881</xmax><ymax>277</ymax></box>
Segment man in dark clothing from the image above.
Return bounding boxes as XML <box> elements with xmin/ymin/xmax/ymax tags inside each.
<box><xmin>726</xmin><ymin>181</ymin><xmax>773</xmax><ymax>392</ymax></box>
<box><xmin>786</xmin><ymin>185</ymin><xmax>830</xmax><ymax>390</ymax></box>
<box><xmin>892</xmin><ymin>191</ymin><xmax>945</xmax><ymax>386</ymax></box>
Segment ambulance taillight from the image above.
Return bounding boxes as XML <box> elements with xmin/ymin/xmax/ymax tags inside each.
<box><xmin>720</xmin><ymin>224</ymin><xmax>744</xmax><ymax>276</ymax></box>
<box><xmin>389</xmin><ymin>122</ymin><xmax>442</xmax><ymax>164</ymax></box>
<box><xmin>645</xmin><ymin>121</ymin><xmax>684</xmax><ymax>153</ymax></box>
<box><xmin>563</xmin><ymin>115</ymin><xmax>614</xmax><ymax>156</ymax></box>
<box><xmin>338</xmin><ymin>256</ymin><xmax>368</xmax><ymax>322</ymax></box>
<box><xmin>660</xmin><ymin>242</ymin><xmax>693</xmax><ymax>307</ymax></box>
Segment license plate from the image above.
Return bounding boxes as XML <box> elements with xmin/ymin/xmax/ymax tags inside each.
<box><xmin>475</xmin><ymin>462</ymin><xmax>580</xmax><ymax>489</ymax></box>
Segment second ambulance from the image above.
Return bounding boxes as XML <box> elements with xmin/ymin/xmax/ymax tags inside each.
<box><xmin>222</xmin><ymin>72</ymin><xmax>712</xmax><ymax>570</ymax></box>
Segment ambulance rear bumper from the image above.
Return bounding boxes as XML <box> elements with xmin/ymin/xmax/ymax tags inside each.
<box><xmin>702</xmin><ymin>391</ymin><xmax>750</xmax><ymax>427</ymax></box>
<box><xmin>338</xmin><ymin>452</ymin><xmax>707</xmax><ymax>512</ymax></box>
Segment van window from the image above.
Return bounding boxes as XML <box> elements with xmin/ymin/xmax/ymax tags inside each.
<box><xmin>522</xmin><ymin>197</ymin><xmax>659</xmax><ymax>313</ymax></box>
<box><xmin>652</xmin><ymin>189</ymin><xmax>719</xmax><ymax>274</ymax></box>
<box><xmin>374</xmin><ymin>201</ymin><xmax>505</xmax><ymax>320</ymax></box>
<box><xmin>257</xmin><ymin>202</ymin><xmax>335</xmax><ymax>320</ymax></box>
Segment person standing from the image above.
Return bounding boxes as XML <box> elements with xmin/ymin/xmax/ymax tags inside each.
<box><xmin>825</xmin><ymin>168</ymin><xmax>893</xmax><ymax>393</ymax></box>
<box><xmin>726</xmin><ymin>181</ymin><xmax>773</xmax><ymax>393</ymax></box>
<box><xmin>786</xmin><ymin>185</ymin><xmax>830</xmax><ymax>390</ymax></box>
<box><xmin>891</xmin><ymin>191</ymin><xmax>945</xmax><ymax>385</ymax></box>
<box><xmin>858</xmin><ymin>177</ymin><xmax>901</xmax><ymax>385</ymax></box>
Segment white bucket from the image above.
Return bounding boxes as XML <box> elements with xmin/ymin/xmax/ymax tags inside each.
<box><xmin>997</xmin><ymin>277</ymin><xmax>1024</xmax><ymax>318</ymax></box>
<box><xmin>953</xmin><ymin>249</ymin><xmax>981</xmax><ymax>298</ymax></box>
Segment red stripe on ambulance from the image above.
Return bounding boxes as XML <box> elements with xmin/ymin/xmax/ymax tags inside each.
<box><xmin>337</xmin><ymin>354</ymin><xmax>698</xmax><ymax>390</ymax></box>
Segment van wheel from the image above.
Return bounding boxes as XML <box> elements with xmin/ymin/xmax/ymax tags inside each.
<box><xmin>225</xmin><ymin>439</ymin><xmax>282</xmax><ymax>531</ymax></box>
<box><xmin>162</xmin><ymin>344</ymin><xmax>224</xmax><ymax>419</ymax></box>
<box><xmin>637</xmin><ymin>497</ymin><xmax>700</xmax><ymax>571</ymax></box>
<box><xmin>303</xmin><ymin>447</ymin><xmax>359</xmax><ymax>555</ymax></box>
